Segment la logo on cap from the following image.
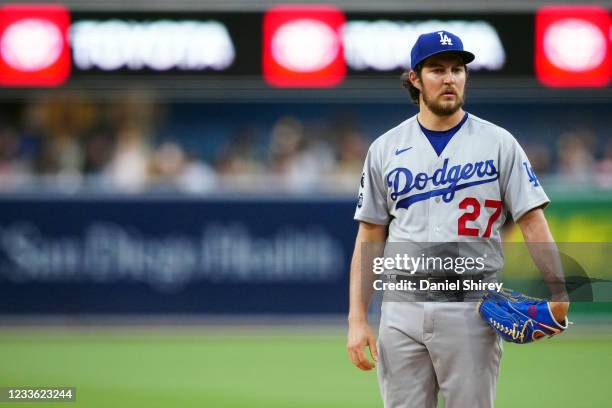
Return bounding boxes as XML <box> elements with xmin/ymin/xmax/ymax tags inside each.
<box><xmin>438</xmin><ymin>31</ymin><xmax>453</xmax><ymax>46</ymax></box>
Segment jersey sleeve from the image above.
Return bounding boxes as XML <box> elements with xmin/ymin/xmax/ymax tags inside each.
<box><xmin>354</xmin><ymin>146</ymin><xmax>390</xmax><ymax>225</ymax></box>
<box><xmin>499</xmin><ymin>137</ymin><xmax>550</xmax><ymax>221</ymax></box>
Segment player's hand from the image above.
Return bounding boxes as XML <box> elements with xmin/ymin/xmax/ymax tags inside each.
<box><xmin>347</xmin><ymin>319</ymin><xmax>378</xmax><ymax>371</ymax></box>
<box><xmin>550</xmin><ymin>301</ymin><xmax>569</xmax><ymax>323</ymax></box>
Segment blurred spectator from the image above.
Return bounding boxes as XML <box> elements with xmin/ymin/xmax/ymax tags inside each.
<box><xmin>1</xmin><ymin>93</ymin><xmax>611</xmax><ymax>194</ymax></box>
<box><xmin>268</xmin><ymin>116</ymin><xmax>305</xmax><ymax>174</ymax></box>
<box><xmin>150</xmin><ymin>141</ymin><xmax>216</xmax><ymax>193</ymax></box>
<box><xmin>335</xmin><ymin>128</ymin><xmax>367</xmax><ymax>185</ymax></box>
<box><xmin>269</xmin><ymin>116</ymin><xmax>335</xmax><ymax>191</ymax></box>
<box><xmin>216</xmin><ymin>128</ymin><xmax>264</xmax><ymax>175</ymax></box>
<box><xmin>0</xmin><ymin>126</ymin><xmax>29</xmax><ymax>190</ymax></box>
<box><xmin>150</xmin><ymin>141</ymin><xmax>186</xmax><ymax>182</ymax></box>
<box><xmin>337</xmin><ymin>131</ymin><xmax>367</xmax><ymax>172</ymax></box>
<box><xmin>556</xmin><ymin>130</ymin><xmax>596</xmax><ymax>180</ymax></box>
<box><xmin>105</xmin><ymin>122</ymin><xmax>150</xmax><ymax>193</ymax></box>
<box><xmin>523</xmin><ymin>142</ymin><xmax>552</xmax><ymax>175</ymax></box>
<box><xmin>39</xmin><ymin>94</ymin><xmax>98</xmax><ymax>140</ymax></box>
<box><xmin>82</xmin><ymin>127</ymin><xmax>115</xmax><ymax>176</ymax></box>
<box><xmin>596</xmin><ymin>139</ymin><xmax>612</xmax><ymax>188</ymax></box>
<box><xmin>177</xmin><ymin>151</ymin><xmax>217</xmax><ymax>193</ymax></box>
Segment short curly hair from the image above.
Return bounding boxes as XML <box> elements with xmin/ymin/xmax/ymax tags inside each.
<box><xmin>400</xmin><ymin>63</ymin><xmax>423</xmax><ymax>105</ymax></box>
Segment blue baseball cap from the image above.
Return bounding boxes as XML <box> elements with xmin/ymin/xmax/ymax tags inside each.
<box><xmin>410</xmin><ymin>30</ymin><xmax>475</xmax><ymax>70</ymax></box>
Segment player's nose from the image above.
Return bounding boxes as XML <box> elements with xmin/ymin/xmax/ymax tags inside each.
<box><xmin>442</xmin><ymin>70</ymin><xmax>455</xmax><ymax>84</ymax></box>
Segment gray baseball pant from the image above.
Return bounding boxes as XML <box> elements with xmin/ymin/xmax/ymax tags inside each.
<box><xmin>377</xmin><ymin>301</ymin><xmax>502</xmax><ymax>408</ymax></box>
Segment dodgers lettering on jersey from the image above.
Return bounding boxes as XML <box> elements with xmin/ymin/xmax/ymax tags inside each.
<box><xmin>387</xmin><ymin>158</ymin><xmax>499</xmax><ymax>209</ymax></box>
<box><xmin>354</xmin><ymin>113</ymin><xmax>549</xmax><ymax>245</ymax></box>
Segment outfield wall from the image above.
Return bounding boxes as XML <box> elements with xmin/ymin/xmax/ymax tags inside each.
<box><xmin>0</xmin><ymin>193</ymin><xmax>610</xmax><ymax>315</ymax></box>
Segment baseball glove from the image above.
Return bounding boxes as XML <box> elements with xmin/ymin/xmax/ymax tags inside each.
<box><xmin>478</xmin><ymin>288</ymin><xmax>568</xmax><ymax>344</ymax></box>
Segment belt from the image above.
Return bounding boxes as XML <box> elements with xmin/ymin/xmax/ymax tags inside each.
<box><xmin>393</xmin><ymin>273</ymin><xmax>488</xmax><ymax>301</ymax></box>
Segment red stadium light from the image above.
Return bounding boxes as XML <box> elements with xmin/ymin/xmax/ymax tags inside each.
<box><xmin>263</xmin><ymin>4</ymin><xmax>346</xmax><ymax>88</ymax></box>
<box><xmin>535</xmin><ymin>5</ymin><xmax>611</xmax><ymax>88</ymax></box>
<box><xmin>0</xmin><ymin>4</ymin><xmax>71</xmax><ymax>87</ymax></box>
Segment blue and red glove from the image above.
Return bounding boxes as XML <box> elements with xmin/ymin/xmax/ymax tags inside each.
<box><xmin>478</xmin><ymin>288</ymin><xmax>569</xmax><ymax>344</ymax></box>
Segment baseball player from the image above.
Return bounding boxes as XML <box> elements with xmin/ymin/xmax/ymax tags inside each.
<box><xmin>347</xmin><ymin>30</ymin><xmax>569</xmax><ymax>408</ymax></box>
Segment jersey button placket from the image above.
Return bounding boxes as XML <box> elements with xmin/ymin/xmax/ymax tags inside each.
<box><xmin>427</xmin><ymin>199</ymin><xmax>435</xmax><ymax>241</ymax></box>
<box><xmin>428</xmin><ymin>162</ymin><xmax>441</xmax><ymax>242</ymax></box>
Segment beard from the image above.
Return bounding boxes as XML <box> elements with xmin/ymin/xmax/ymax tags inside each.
<box><xmin>422</xmin><ymin>87</ymin><xmax>465</xmax><ymax>116</ymax></box>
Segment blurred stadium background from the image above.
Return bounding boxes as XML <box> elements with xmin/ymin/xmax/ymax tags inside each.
<box><xmin>0</xmin><ymin>1</ymin><xmax>611</xmax><ymax>407</ymax></box>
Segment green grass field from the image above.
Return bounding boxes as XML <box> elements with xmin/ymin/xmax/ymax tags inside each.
<box><xmin>0</xmin><ymin>328</ymin><xmax>611</xmax><ymax>407</ymax></box>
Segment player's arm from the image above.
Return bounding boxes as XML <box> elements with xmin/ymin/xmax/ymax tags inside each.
<box><xmin>516</xmin><ymin>208</ymin><xmax>569</xmax><ymax>322</ymax></box>
<box><xmin>347</xmin><ymin>221</ymin><xmax>387</xmax><ymax>371</ymax></box>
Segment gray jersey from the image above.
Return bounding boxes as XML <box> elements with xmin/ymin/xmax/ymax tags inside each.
<box><xmin>354</xmin><ymin>113</ymin><xmax>549</xmax><ymax>273</ymax></box>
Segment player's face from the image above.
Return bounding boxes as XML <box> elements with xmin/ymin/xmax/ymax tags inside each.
<box><xmin>418</xmin><ymin>54</ymin><xmax>466</xmax><ymax>116</ymax></box>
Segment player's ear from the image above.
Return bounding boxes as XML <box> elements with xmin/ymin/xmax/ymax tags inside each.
<box><xmin>408</xmin><ymin>70</ymin><xmax>422</xmax><ymax>91</ymax></box>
